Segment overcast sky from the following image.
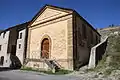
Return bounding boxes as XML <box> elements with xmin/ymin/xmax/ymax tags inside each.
<box><xmin>0</xmin><ymin>0</ymin><xmax>120</xmax><ymax>30</ymax></box>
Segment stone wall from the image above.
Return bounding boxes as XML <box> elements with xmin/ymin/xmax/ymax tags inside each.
<box><xmin>88</xmin><ymin>37</ymin><xmax>108</xmax><ymax>68</ymax></box>
<box><xmin>74</xmin><ymin>14</ymin><xmax>101</xmax><ymax>70</ymax></box>
<box><xmin>67</xmin><ymin>17</ymin><xmax>73</xmax><ymax>70</ymax></box>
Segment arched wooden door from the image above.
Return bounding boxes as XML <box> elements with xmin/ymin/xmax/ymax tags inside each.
<box><xmin>41</xmin><ymin>38</ymin><xmax>49</xmax><ymax>59</ymax></box>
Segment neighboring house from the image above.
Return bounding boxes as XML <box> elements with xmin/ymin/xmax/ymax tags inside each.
<box><xmin>0</xmin><ymin>22</ymin><xmax>29</xmax><ymax>68</ymax></box>
<box><xmin>25</xmin><ymin>5</ymin><xmax>101</xmax><ymax>71</ymax></box>
<box><xmin>0</xmin><ymin>31</ymin><xmax>10</xmax><ymax>67</ymax></box>
<box><xmin>16</xmin><ymin>23</ymin><xmax>29</xmax><ymax>65</ymax></box>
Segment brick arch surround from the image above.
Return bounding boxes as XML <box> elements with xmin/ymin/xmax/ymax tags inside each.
<box><xmin>40</xmin><ymin>35</ymin><xmax>52</xmax><ymax>59</ymax></box>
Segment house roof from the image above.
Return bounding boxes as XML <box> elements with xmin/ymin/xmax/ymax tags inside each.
<box><xmin>29</xmin><ymin>4</ymin><xmax>100</xmax><ymax>36</ymax></box>
<box><xmin>0</xmin><ymin>21</ymin><xmax>30</xmax><ymax>34</ymax></box>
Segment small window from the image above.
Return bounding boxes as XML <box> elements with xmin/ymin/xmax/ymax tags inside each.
<box><xmin>82</xmin><ymin>24</ymin><xmax>87</xmax><ymax>39</ymax></box>
<box><xmin>0</xmin><ymin>56</ymin><xmax>4</xmax><ymax>65</ymax></box>
<box><xmin>3</xmin><ymin>32</ymin><xmax>6</xmax><ymax>38</ymax></box>
<box><xmin>19</xmin><ymin>33</ymin><xmax>22</xmax><ymax>39</ymax></box>
<box><xmin>19</xmin><ymin>44</ymin><xmax>21</xmax><ymax>49</ymax></box>
<box><xmin>0</xmin><ymin>45</ymin><xmax>1</xmax><ymax>51</ymax></box>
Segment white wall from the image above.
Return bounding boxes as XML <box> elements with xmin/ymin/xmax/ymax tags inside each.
<box><xmin>16</xmin><ymin>29</ymin><xmax>26</xmax><ymax>64</ymax></box>
<box><xmin>0</xmin><ymin>31</ymin><xmax>11</xmax><ymax>67</ymax></box>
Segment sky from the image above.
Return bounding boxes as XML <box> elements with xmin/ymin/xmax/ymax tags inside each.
<box><xmin>0</xmin><ymin>0</ymin><xmax>120</xmax><ymax>30</ymax></box>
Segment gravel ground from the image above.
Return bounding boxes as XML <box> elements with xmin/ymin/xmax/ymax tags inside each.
<box><xmin>0</xmin><ymin>70</ymin><xmax>120</xmax><ymax>80</ymax></box>
<box><xmin>67</xmin><ymin>70</ymin><xmax>120</xmax><ymax>80</ymax></box>
<box><xmin>0</xmin><ymin>70</ymin><xmax>82</xmax><ymax>80</ymax></box>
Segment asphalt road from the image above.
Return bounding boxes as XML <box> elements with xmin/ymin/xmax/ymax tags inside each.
<box><xmin>0</xmin><ymin>70</ymin><xmax>81</xmax><ymax>80</ymax></box>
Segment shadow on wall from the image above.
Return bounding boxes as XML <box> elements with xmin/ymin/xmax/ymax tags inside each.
<box><xmin>10</xmin><ymin>55</ymin><xmax>22</xmax><ymax>69</ymax></box>
<box><xmin>76</xmin><ymin>53</ymin><xmax>90</xmax><ymax>71</ymax></box>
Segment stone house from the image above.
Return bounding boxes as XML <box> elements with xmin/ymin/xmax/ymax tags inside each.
<box><xmin>0</xmin><ymin>30</ymin><xmax>10</xmax><ymax>67</ymax></box>
<box><xmin>0</xmin><ymin>22</ymin><xmax>29</xmax><ymax>68</ymax></box>
<box><xmin>16</xmin><ymin>22</ymin><xmax>29</xmax><ymax>65</ymax></box>
<box><xmin>25</xmin><ymin>5</ymin><xmax>101</xmax><ymax>71</ymax></box>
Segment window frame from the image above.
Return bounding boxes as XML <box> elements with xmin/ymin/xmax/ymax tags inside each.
<box><xmin>19</xmin><ymin>32</ymin><xmax>22</xmax><ymax>39</ymax></box>
<box><xmin>18</xmin><ymin>44</ymin><xmax>21</xmax><ymax>49</ymax></box>
<box><xmin>0</xmin><ymin>45</ymin><xmax>1</xmax><ymax>51</ymax></box>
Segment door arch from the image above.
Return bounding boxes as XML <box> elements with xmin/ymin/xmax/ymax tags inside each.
<box><xmin>41</xmin><ymin>38</ymin><xmax>50</xmax><ymax>59</ymax></box>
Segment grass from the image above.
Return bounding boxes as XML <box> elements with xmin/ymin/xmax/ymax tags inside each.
<box><xmin>103</xmin><ymin>69</ymin><xmax>113</xmax><ymax>75</ymax></box>
<box><xmin>87</xmin><ymin>55</ymin><xmax>114</xmax><ymax>75</ymax></box>
<box><xmin>86</xmin><ymin>31</ymin><xmax>120</xmax><ymax>76</ymax></box>
<box><xmin>42</xmin><ymin>69</ymin><xmax>72</xmax><ymax>75</ymax></box>
<box><xmin>21</xmin><ymin>66</ymin><xmax>72</xmax><ymax>75</ymax></box>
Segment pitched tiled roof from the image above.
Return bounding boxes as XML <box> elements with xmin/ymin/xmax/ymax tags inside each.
<box><xmin>0</xmin><ymin>21</ymin><xmax>30</xmax><ymax>34</ymax></box>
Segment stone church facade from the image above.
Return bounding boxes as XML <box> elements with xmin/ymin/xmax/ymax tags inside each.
<box><xmin>25</xmin><ymin>5</ymin><xmax>101</xmax><ymax>70</ymax></box>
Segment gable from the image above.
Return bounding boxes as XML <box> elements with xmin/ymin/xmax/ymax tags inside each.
<box><xmin>31</xmin><ymin>7</ymin><xmax>72</xmax><ymax>26</ymax></box>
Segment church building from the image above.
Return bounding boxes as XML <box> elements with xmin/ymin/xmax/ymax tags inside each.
<box><xmin>25</xmin><ymin>5</ymin><xmax>101</xmax><ymax>70</ymax></box>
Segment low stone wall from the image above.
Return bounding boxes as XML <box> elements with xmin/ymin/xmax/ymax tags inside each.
<box><xmin>88</xmin><ymin>36</ymin><xmax>108</xmax><ymax>69</ymax></box>
<box><xmin>25</xmin><ymin>58</ymin><xmax>72</xmax><ymax>70</ymax></box>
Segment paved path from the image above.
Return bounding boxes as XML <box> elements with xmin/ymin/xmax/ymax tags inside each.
<box><xmin>0</xmin><ymin>70</ymin><xmax>82</xmax><ymax>80</ymax></box>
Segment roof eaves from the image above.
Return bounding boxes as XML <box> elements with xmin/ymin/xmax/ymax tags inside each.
<box><xmin>74</xmin><ymin>11</ymin><xmax>101</xmax><ymax>36</ymax></box>
<box><xmin>0</xmin><ymin>21</ymin><xmax>30</xmax><ymax>34</ymax></box>
<box><xmin>29</xmin><ymin>4</ymin><xmax>74</xmax><ymax>27</ymax></box>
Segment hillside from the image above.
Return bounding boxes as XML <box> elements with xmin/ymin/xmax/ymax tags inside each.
<box><xmin>88</xmin><ymin>26</ymin><xmax>120</xmax><ymax>79</ymax></box>
<box><xmin>68</xmin><ymin>26</ymin><xmax>120</xmax><ymax>80</ymax></box>
<box><xmin>90</xmin><ymin>26</ymin><xmax>120</xmax><ymax>79</ymax></box>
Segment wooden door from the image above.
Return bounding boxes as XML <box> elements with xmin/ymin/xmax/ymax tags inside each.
<box><xmin>41</xmin><ymin>38</ymin><xmax>49</xmax><ymax>59</ymax></box>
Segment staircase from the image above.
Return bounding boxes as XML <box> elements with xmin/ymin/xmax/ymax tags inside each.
<box><xmin>41</xmin><ymin>50</ymin><xmax>61</xmax><ymax>72</ymax></box>
<box><xmin>44</xmin><ymin>59</ymin><xmax>60</xmax><ymax>72</ymax></box>
<box><xmin>23</xmin><ymin>50</ymin><xmax>62</xmax><ymax>72</ymax></box>
<box><xmin>23</xmin><ymin>58</ymin><xmax>29</xmax><ymax>66</ymax></box>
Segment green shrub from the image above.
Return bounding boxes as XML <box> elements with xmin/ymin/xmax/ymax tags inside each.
<box><xmin>21</xmin><ymin>66</ymin><xmax>72</xmax><ymax>75</ymax></box>
<box><xmin>103</xmin><ymin>69</ymin><xmax>113</xmax><ymax>75</ymax></box>
<box><xmin>112</xmin><ymin>35</ymin><xmax>120</xmax><ymax>52</ymax></box>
